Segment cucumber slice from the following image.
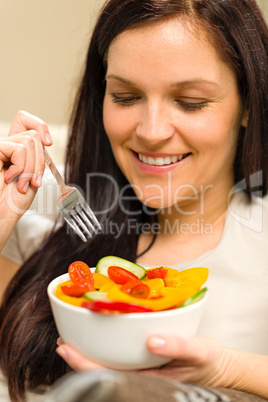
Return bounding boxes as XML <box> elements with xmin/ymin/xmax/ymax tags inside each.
<box><xmin>179</xmin><ymin>287</ymin><xmax>208</xmax><ymax>308</ymax></box>
<box><xmin>96</xmin><ymin>256</ymin><xmax>146</xmax><ymax>280</ymax></box>
<box><xmin>84</xmin><ymin>291</ymin><xmax>108</xmax><ymax>301</ymax></box>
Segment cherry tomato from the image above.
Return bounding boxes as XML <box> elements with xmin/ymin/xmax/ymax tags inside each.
<box><xmin>82</xmin><ymin>300</ymin><xmax>153</xmax><ymax>314</ymax></box>
<box><xmin>107</xmin><ymin>266</ymin><xmax>139</xmax><ymax>284</ymax></box>
<box><xmin>120</xmin><ymin>280</ymin><xmax>149</xmax><ymax>298</ymax></box>
<box><xmin>68</xmin><ymin>261</ymin><xmax>95</xmax><ymax>291</ymax></box>
<box><xmin>146</xmin><ymin>267</ymin><xmax>168</xmax><ymax>279</ymax></box>
<box><xmin>61</xmin><ymin>284</ymin><xmax>89</xmax><ymax>297</ymax></box>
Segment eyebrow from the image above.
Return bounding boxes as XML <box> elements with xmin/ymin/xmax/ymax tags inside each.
<box><xmin>105</xmin><ymin>74</ymin><xmax>219</xmax><ymax>88</ymax></box>
<box><xmin>105</xmin><ymin>75</ymin><xmax>136</xmax><ymax>86</ymax></box>
<box><xmin>172</xmin><ymin>79</ymin><xmax>220</xmax><ymax>88</ymax></box>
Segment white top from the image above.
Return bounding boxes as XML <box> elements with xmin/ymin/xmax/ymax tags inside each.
<box><xmin>173</xmin><ymin>191</ymin><xmax>268</xmax><ymax>355</ymax></box>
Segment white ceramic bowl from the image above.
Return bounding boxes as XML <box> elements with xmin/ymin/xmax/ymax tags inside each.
<box><xmin>47</xmin><ymin>272</ymin><xmax>207</xmax><ymax>370</ymax></box>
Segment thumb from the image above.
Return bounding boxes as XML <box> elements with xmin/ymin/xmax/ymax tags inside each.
<box><xmin>147</xmin><ymin>335</ymin><xmax>219</xmax><ymax>365</ymax></box>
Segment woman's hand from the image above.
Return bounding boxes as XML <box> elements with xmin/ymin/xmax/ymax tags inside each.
<box><xmin>5</xmin><ymin>110</ymin><xmax>52</xmax><ymax>191</ymax></box>
<box><xmin>0</xmin><ymin>111</ymin><xmax>52</xmax><ymax>250</ymax></box>
<box><xmin>144</xmin><ymin>335</ymin><xmax>268</xmax><ymax>398</ymax></box>
<box><xmin>55</xmin><ymin>335</ymin><xmax>229</xmax><ymax>384</ymax></box>
<box><xmin>143</xmin><ymin>335</ymin><xmax>233</xmax><ymax>387</ymax></box>
<box><xmin>55</xmin><ymin>334</ymin><xmax>268</xmax><ymax>398</ymax></box>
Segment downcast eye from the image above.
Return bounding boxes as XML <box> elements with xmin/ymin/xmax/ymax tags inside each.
<box><xmin>112</xmin><ymin>95</ymin><xmax>141</xmax><ymax>105</ymax></box>
<box><xmin>175</xmin><ymin>100</ymin><xmax>208</xmax><ymax>112</ymax></box>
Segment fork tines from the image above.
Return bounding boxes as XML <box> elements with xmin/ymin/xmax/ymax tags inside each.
<box><xmin>59</xmin><ymin>189</ymin><xmax>102</xmax><ymax>242</ymax></box>
<box><xmin>44</xmin><ymin>148</ymin><xmax>101</xmax><ymax>243</ymax></box>
<box><xmin>67</xmin><ymin>203</ymin><xmax>101</xmax><ymax>242</ymax></box>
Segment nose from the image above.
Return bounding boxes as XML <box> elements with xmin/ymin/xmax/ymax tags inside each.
<box><xmin>136</xmin><ymin>101</ymin><xmax>175</xmax><ymax>145</ymax></box>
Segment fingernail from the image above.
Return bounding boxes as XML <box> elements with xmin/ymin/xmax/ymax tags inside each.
<box><xmin>57</xmin><ymin>337</ymin><xmax>63</xmax><ymax>346</ymax></box>
<box><xmin>45</xmin><ymin>132</ymin><xmax>53</xmax><ymax>145</ymax></box>
<box><xmin>23</xmin><ymin>181</ymin><xmax>29</xmax><ymax>193</ymax></box>
<box><xmin>36</xmin><ymin>174</ymin><xmax>42</xmax><ymax>187</ymax></box>
<box><xmin>56</xmin><ymin>347</ymin><xmax>67</xmax><ymax>360</ymax></box>
<box><xmin>149</xmin><ymin>336</ymin><xmax>166</xmax><ymax>349</ymax></box>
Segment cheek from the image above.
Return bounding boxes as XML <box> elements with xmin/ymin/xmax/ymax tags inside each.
<box><xmin>103</xmin><ymin>99</ymin><xmax>134</xmax><ymax>144</ymax></box>
<box><xmin>103</xmin><ymin>99</ymin><xmax>117</xmax><ymax>143</ymax></box>
<box><xmin>103</xmin><ymin>98</ymin><xmax>132</xmax><ymax>176</ymax></box>
<box><xmin>188</xmin><ymin>107</ymin><xmax>241</xmax><ymax>152</ymax></box>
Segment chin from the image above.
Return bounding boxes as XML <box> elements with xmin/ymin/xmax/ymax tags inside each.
<box><xmin>136</xmin><ymin>196</ymin><xmax>174</xmax><ymax>212</ymax></box>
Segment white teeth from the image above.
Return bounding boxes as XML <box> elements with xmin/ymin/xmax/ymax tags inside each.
<box><xmin>138</xmin><ymin>153</ymin><xmax>186</xmax><ymax>166</ymax></box>
<box><xmin>155</xmin><ymin>157</ymin><xmax>164</xmax><ymax>166</ymax></box>
<box><xmin>147</xmin><ymin>156</ymin><xmax>155</xmax><ymax>165</ymax></box>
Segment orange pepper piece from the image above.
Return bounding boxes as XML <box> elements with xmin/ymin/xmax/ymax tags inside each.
<box><xmin>55</xmin><ymin>280</ymin><xmax>88</xmax><ymax>307</ymax></box>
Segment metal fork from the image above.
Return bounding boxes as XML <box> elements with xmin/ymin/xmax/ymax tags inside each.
<box><xmin>44</xmin><ymin>148</ymin><xmax>101</xmax><ymax>242</ymax></box>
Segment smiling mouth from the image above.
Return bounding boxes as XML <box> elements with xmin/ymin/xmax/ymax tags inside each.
<box><xmin>137</xmin><ymin>153</ymin><xmax>190</xmax><ymax>166</ymax></box>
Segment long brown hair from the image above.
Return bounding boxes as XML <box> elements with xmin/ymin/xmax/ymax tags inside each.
<box><xmin>1</xmin><ymin>0</ymin><xmax>268</xmax><ymax>400</ymax></box>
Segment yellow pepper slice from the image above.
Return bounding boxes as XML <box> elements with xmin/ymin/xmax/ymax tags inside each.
<box><xmin>100</xmin><ymin>282</ymin><xmax>121</xmax><ymax>292</ymax></box>
<box><xmin>107</xmin><ymin>285</ymin><xmax>197</xmax><ymax>311</ymax></box>
<box><xmin>143</xmin><ymin>278</ymin><xmax>165</xmax><ymax>298</ymax></box>
<box><xmin>92</xmin><ymin>273</ymin><xmax>115</xmax><ymax>290</ymax></box>
<box><xmin>164</xmin><ymin>267</ymin><xmax>209</xmax><ymax>289</ymax></box>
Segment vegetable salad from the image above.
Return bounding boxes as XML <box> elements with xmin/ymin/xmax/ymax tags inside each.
<box><xmin>55</xmin><ymin>256</ymin><xmax>208</xmax><ymax>314</ymax></box>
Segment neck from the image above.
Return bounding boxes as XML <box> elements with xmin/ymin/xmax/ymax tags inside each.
<box><xmin>157</xmin><ymin>177</ymin><xmax>233</xmax><ymax>236</ymax></box>
<box><xmin>137</xmin><ymin>177</ymin><xmax>235</xmax><ymax>265</ymax></box>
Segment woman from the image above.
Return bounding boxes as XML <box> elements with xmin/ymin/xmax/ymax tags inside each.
<box><xmin>0</xmin><ymin>0</ymin><xmax>268</xmax><ymax>401</ymax></box>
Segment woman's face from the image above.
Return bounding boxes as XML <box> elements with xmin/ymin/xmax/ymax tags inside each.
<box><xmin>103</xmin><ymin>18</ymin><xmax>247</xmax><ymax>210</ymax></box>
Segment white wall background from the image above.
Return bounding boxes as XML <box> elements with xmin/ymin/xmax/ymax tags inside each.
<box><xmin>0</xmin><ymin>0</ymin><xmax>267</xmax><ymax>163</ymax></box>
<box><xmin>0</xmin><ymin>0</ymin><xmax>107</xmax><ymax>126</ymax></box>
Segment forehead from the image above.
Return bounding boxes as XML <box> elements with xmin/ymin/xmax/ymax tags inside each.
<box><xmin>107</xmin><ymin>17</ymin><xmax>204</xmax><ymax>57</ymax></box>
<box><xmin>105</xmin><ymin>17</ymin><xmax>234</xmax><ymax>84</ymax></box>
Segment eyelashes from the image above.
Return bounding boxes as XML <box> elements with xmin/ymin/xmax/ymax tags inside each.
<box><xmin>176</xmin><ymin>100</ymin><xmax>208</xmax><ymax>111</ymax></box>
<box><xmin>111</xmin><ymin>95</ymin><xmax>208</xmax><ymax>112</ymax></box>
<box><xmin>111</xmin><ymin>95</ymin><xmax>140</xmax><ymax>106</ymax></box>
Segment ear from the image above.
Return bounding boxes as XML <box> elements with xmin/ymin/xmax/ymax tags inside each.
<box><xmin>241</xmin><ymin>109</ymin><xmax>248</xmax><ymax>128</ymax></box>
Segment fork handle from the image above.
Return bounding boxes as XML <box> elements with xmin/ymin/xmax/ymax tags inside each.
<box><xmin>44</xmin><ymin>148</ymin><xmax>65</xmax><ymax>189</ymax></box>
